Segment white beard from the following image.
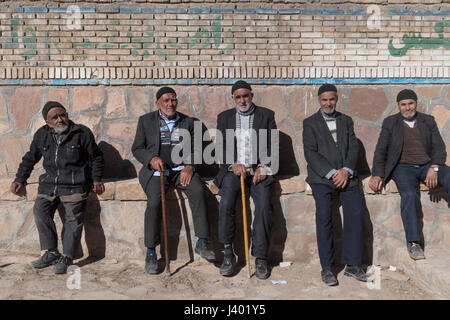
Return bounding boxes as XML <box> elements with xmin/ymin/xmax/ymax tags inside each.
<box><xmin>236</xmin><ymin>103</ymin><xmax>251</xmax><ymax>113</ymax></box>
<box><xmin>53</xmin><ymin>124</ymin><xmax>69</xmax><ymax>134</ymax></box>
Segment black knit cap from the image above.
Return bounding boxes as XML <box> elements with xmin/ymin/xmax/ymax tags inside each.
<box><xmin>396</xmin><ymin>89</ymin><xmax>417</xmax><ymax>102</ymax></box>
<box><xmin>232</xmin><ymin>80</ymin><xmax>252</xmax><ymax>94</ymax></box>
<box><xmin>156</xmin><ymin>86</ymin><xmax>176</xmax><ymax>100</ymax></box>
<box><xmin>318</xmin><ymin>83</ymin><xmax>337</xmax><ymax>96</ymax></box>
<box><xmin>42</xmin><ymin>101</ymin><xmax>66</xmax><ymax>120</ymax></box>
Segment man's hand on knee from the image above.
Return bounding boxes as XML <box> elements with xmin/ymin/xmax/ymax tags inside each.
<box><xmin>180</xmin><ymin>165</ymin><xmax>194</xmax><ymax>186</ymax></box>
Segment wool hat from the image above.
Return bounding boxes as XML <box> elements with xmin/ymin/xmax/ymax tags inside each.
<box><xmin>231</xmin><ymin>80</ymin><xmax>252</xmax><ymax>94</ymax></box>
<box><xmin>42</xmin><ymin>101</ymin><xmax>66</xmax><ymax>120</ymax></box>
<box><xmin>156</xmin><ymin>87</ymin><xmax>176</xmax><ymax>100</ymax></box>
<box><xmin>318</xmin><ymin>83</ymin><xmax>337</xmax><ymax>96</ymax></box>
<box><xmin>396</xmin><ymin>89</ymin><xmax>418</xmax><ymax>102</ymax></box>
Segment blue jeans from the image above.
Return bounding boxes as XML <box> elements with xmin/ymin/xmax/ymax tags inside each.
<box><xmin>392</xmin><ymin>163</ymin><xmax>450</xmax><ymax>243</ymax></box>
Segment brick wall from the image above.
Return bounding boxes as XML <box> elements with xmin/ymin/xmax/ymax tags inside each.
<box><xmin>0</xmin><ymin>1</ymin><xmax>449</xmax><ymax>84</ymax></box>
<box><xmin>0</xmin><ymin>1</ymin><xmax>449</xmax><ymax>267</ymax></box>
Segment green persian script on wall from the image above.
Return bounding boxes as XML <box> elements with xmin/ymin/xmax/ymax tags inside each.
<box><xmin>2</xmin><ymin>15</ymin><xmax>234</xmax><ymax>60</ymax></box>
<box><xmin>3</xmin><ymin>15</ymin><xmax>62</xmax><ymax>60</ymax></box>
<box><xmin>108</xmin><ymin>15</ymin><xmax>235</xmax><ymax>57</ymax></box>
<box><xmin>388</xmin><ymin>21</ymin><xmax>450</xmax><ymax>57</ymax></box>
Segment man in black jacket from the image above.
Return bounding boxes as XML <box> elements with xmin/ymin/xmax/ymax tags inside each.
<box><xmin>132</xmin><ymin>87</ymin><xmax>215</xmax><ymax>275</ymax></box>
<box><xmin>369</xmin><ymin>89</ymin><xmax>449</xmax><ymax>260</ymax></box>
<box><xmin>10</xmin><ymin>101</ymin><xmax>105</xmax><ymax>274</ymax></box>
<box><xmin>303</xmin><ymin>84</ymin><xmax>368</xmax><ymax>286</ymax></box>
<box><xmin>214</xmin><ymin>80</ymin><xmax>278</xmax><ymax>279</ymax></box>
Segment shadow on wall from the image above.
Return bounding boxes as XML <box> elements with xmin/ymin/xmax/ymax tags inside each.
<box><xmin>277</xmin><ymin>131</ymin><xmax>300</xmax><ymax>178</ymax></box>
<box><xmin>98</xmin><ymin>141</ymin><xmax>137</xmax><ymax>182</ymax></box>
<box><xmin>331</xmin><ymin>138</ymin><xmax>374</xmax><ymax>269</ymax></box>
<box><xmin>56</xmin><ymin>141</ymin><xmax>137</xmax><ymax>266</ymax></box>
<box><xmin>269</xmin><ymin>130</ymin><xmax>299</xmax><ymax>265</ymax></box>
<box><xmin>56</xmin><ymin>193</ymin><xmax>106</xmax><ymax>267</ymax></box>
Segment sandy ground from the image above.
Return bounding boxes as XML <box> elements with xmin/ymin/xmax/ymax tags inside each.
<box><xmin>0</xmin><ymin>249</ymin><xmax>437</xmax><ymax>301</ymax></box>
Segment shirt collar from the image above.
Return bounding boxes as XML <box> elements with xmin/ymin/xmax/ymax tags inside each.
<box><xmin>159</xmin><ymin>110</ymin><xmax>180</xmax><ymax>123</ymax></box>
<box><xmin>236</xmin><ymin>103</ymin><xmax>255</xmax><ymax>116</ymax></box>
<box><xmin>320</xmin><ymin>108</ymin><xmax>337</xmax><ymax>120</ymax></box>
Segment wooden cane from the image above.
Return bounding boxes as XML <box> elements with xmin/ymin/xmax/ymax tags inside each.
<box><xmin>160</xmin><ymin>173</ymin><xmax>170</xmax><ymax>276</ymax></box>
<box><xmin>240</xmin><ymin>169</ymin><xmax>252</xmax><ymax>278</ymax></box>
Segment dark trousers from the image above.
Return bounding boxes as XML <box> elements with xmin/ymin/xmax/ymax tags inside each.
<box><xmin>144</xmin><ymin>171</ymin><xmax>209</xmax><ymax>248</ymax></box>
<box><xmin>310</xmin><ymin>183</ymin><xmax>364</xmax><ymax>268</ymax></box>
<box><xmin>218</xmin><ymin>172</ymin><xmax>273</xmax><ymax>259</ymax></box>
<box><xmin>392</xmin><ymin>163</ymin><xmax>450</xmax><ymax>243</ymax></box>
<box><xmin>33</xmin><ymin>196</ymin><xmax>86</xmax><ymax>258</ymax></box>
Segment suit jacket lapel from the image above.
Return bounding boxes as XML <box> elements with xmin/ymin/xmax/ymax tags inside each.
<box><xmin>315</xmin><ymin>111</ymin><xmax>338</xmax><ymax>148</ymax></box>
<box><xmin>393</xmin><ymin>113</ymin><xmax>404</xmax><ymax>152</ymax></box>
<box><xmin>335</xmin><ymin>113</ymin><xmax>347</xmax><ymax>159</ymax></box>
<box><xmin>151</xmin><ymin>111</ymin><xmax>161</xmax><ymax>151</ymax></box>
<box><xmin>416</xmin><ymin>113</ymin><xmax>428</xmax><ymax>148</ymax></box>
<box><xmin>252</xmin><ymin>105</ymin><xmax>261</xmax><ymax>131</ymax></box>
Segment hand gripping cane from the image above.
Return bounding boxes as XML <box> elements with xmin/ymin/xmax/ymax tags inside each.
<box><xmin>160</xmin><ymin>173</ymin><xmax>170</xmax><ymax>276</ymax></box>
<box><xmin>240</xmin><ymin>168</ymin><xmax>252</xmax><ymax>278</ymax></box>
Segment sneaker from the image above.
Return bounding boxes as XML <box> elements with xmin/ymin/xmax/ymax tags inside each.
<box><xmin>53</xmin><ymin>255</ymin><xmax>73</xmax><ymax>274</ymax></box>
<box><xmin>30</xmin><ymin>250</ymin><xmax>61</xmax><ymax>269</ymax></box>
<box><xmin>255</xmin><ymin>258</ymin><xmax>270</xmax><ymax>280</ymax></box>
<box><xmin>321</xmin><ymin>268</ymin><xmax>338</xmax><ymax>286</ymax></box>
<box><xmin>344</xmin><ymin>265</ymin><xmax>368</xmax><ymax>282</ymax></box>
<box><xmin>220</xmin><ymin>249</ymin><xmax>235</xmax><ymax>276</ymax></box>
<box><xmin>195</xmin><ymin>240</ymin><xmax>216</xmax><ymax>261</ymax></box>
<box><xmin>407</xmin><ymin>242</ymin><xmax>425</xmax><ymax>260</ymax></box>
<box><xmin>145</xmin><ymin>253</ymin><xmax>158</xmax><ymax>274</ymax></box>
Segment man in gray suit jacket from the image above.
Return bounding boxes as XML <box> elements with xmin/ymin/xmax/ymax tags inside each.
<box><xmin>369</xmin><ymin>89</ymin><xmax>449</xmax><ymax>260</ymax></box>
<box><xmin>132</xmin><ymin>87</ymin><xmax>215</xmax><ymax>274</ymax></box>
<box><xmin>303</xmin><ymin>84</ymin><xmax>368</xmax><ymax>286</ymax></box>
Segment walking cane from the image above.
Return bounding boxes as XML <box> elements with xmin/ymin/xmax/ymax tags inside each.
<box><xmin>160</xmin><ymin>172</ymin><xmax>170</xmax><ymax>276</ymax></box>
<box><xmin>240</xmin><ymin>169</ymin><xmax>252</xmax><ymax>278</ymax></box>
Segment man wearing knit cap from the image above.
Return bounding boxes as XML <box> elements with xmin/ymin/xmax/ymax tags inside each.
<box><xmin>132</xmin><ymin>87</ymin><xmax>215</xmax><ymax>275</ymax></box>
<box><xmin>214</xmin><ymin>80</ymin><xmax>278</xmax><ymax>279</ymax></box>
<box><xmin>303</xmin><ymin>84</ymin><xmax>369</xmax><ymax>286</ymax></box>
<box><xmin>11</xmin><ymin>101</ymin><xmax>105</xmax><ymax>274</ymax></box>
<box><xmin>369</xmin><ymin>89</ymin><xmax>449</xmax><ymax>260</ymax></box>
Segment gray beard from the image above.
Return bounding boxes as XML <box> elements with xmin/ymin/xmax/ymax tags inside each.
<box><xmin>53</xmin><ymin>124</ymin><xmax>69</xmax><ymax>134</ymax></box>
<box><xmin>401</xmin><ymin>111</ymin><xmax>416</xmax><ymax>120</ymax></box>
<box><xmin>236</xmin><ymin>104</ymin><xmax>251</xmax><ymax>113</ymax></box>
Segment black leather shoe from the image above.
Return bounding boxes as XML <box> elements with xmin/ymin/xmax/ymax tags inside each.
<box><xmin>31</xmin><ymin>250</ymin><xmax>61</xmax><ymax>269</ymax></box>
<box><xmin>53</xmin><ymin>255</ymin><xmax>73</xmax><ymax>274</ymax></box>
<box><xmin>321</xmin><ymin>268</ymin><xmax>338</xmax><ymax>286</ymax></box>
<box><xmin>220</xmin><ymin>251</ymin><xmax>235</xmax><ymax>276</ymax></box>
<box><xmin>145</xmin><ymin>253</ymin><xmax>158</xmax><ymax>275</ymax></box>
<box><xmin>195</xmin><ymin>240</ymin><xmax>216</xmax><ymax>261</ymax></box>
<box><xmin>255</xmin><ymin>258</ymin><xmax>269</xmax><ymax>279</ymax></box>
<box><xmin>407</xmin><ymin>242</ymin><xmax>425</xmax><ymax>260</ymax></box>
<box><xmin>344</xmin><ymin>265</ymin><xmax>368</xmax><ymax>282</ymax></box>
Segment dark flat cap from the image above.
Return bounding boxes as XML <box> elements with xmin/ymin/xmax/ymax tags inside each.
<box><xmin>232</xmin><ymin>80</ymin><xmax>252</xmax><ymax>94</ymax></box>
<box><xmin>318</xmin><ymin>83</ymin><xmax>337</xmax><ymax>96</ymax></box>
<box><xmin>156</xmin><ymin>87</ymin><xmax>176</xmax><ymax>100</ymax></box>
<box><xmin>397</xmin><ymin>89</ymin><xmax>417</xmax><ymax>102</ymax></box>
<box><xmin>42</xmin><ymin>101</ymin><xmax>66</xmax><ymax>120</ymax></box>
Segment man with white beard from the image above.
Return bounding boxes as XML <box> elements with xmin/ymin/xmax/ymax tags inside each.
<box><xmin>214</xmin><ymin>80</ymin><xmax>278</xmax><ymax>279</ymax></box>
<box><xmin>10</xmin><ymin>101</ymin><xmax>105</xmax><ymax>274</ymax></box>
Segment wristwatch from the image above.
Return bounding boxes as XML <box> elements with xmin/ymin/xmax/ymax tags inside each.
<box><xmin>432</xmin><ymin>166</ymin><xmax>439</xmax><ymax>172</ymax></box>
